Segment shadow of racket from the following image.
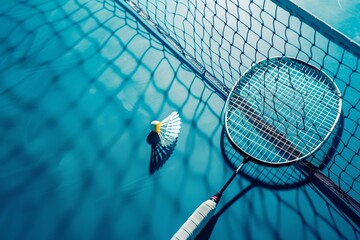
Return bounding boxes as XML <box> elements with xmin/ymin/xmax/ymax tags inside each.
<box><xmin>196</xmin><ymin>113</ymin><xmax>359</xmax><ymax>239</ymax></box>
<box><xmin>172</xmin><ymin>58</ymin><xmax>359</xmax><ymax>240</ymax></box>
<box><xmin>222</xmin><ymin>106</ymin><xmax>359</xmax><ymax>222</ymax></box>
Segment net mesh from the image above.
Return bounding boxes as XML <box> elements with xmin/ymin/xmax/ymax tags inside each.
<box><xmin>122</xmin><ymin>0</ymin><xmax>360</xmax><ymax>207</ymax></box>
<box><xmin>0</xmin><ymin>0</ymin><xmax>359</xmax><ymax>239</ymax></box>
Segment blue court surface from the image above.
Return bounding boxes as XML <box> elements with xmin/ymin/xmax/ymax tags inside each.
<box><xmin>0</xmin><ymin>0</ymin><xmax>359</xmax><ymax>239</ymax></box>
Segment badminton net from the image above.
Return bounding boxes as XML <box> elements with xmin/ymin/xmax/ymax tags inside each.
<box><xmin>119</xmin><ymin>0</ymin><xmax>360</xmax><ymax>212</ymax></box>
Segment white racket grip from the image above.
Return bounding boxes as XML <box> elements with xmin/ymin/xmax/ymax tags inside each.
<box><xmin>171</xmin><ymin>199</ymin><xmax>217</xmax><ymax>240</ymax></box>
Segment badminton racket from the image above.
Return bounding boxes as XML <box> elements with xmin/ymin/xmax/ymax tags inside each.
<box><xmin>171</xmin><ymin>57</ymin><xmax>342</xmax><ymax>240</ymax></box>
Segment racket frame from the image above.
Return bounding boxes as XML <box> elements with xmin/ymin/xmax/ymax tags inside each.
<box><xmin>224</xmin><ymin>57</ymin><xmax>342</xmax><ymax>167</ymax></box>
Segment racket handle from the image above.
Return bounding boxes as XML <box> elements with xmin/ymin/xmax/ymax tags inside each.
<box><xmin>171</xmin><ymin>198</ymin><xmax>218</xmax><ymax>240</ymax></box>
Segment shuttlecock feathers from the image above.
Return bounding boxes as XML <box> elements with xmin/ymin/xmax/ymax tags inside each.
<box><xmin>150</xmin><ymin>112</ymin><xmax>181</xmax><ymax>147</ymax></box>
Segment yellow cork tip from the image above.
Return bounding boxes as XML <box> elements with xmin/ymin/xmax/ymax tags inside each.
<box><xmin>155</xmin><ymin>122</ymin><xmax>162</xmax><ymax>134</ymax></box>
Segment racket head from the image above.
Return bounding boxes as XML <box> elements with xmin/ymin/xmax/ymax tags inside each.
<box><xmin>225</xmin><ymin>57</ymin><xmax>342</xmax><ymax>166</ymax></box>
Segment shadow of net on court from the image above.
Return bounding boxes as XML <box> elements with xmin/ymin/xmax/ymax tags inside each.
<box><xmin>123</xmin><ymin>0</ymin><xmax>360</xmax><ymax>211</ymax></box>
<box><xmin>119</xmin><ymin>0</ymin><xmax>360</xmax><ymax>238</ymax></box>
<box><xmin>0</xmin><ymin>1</ymin><xmax>223</xmax><ymax>239</ymax></box>
<box><xmin>0</xmin><ymin>0</ymin><xmax>359</xmax><ymax>240</ymax></box>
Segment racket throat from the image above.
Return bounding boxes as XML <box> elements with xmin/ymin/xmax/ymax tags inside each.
<box><xmin>212</xmin><ymin>158</ymin><xmax>249</xmax><ymax>203</ymax></box>
<box><xmin>210</xmin><ymin>192</ymin><xmax>222</xmax><ymax>203</ymax></box>
<box><xmin>210</xmin><ymin>171</ymin><xmax>238</xmax><ymax>203</ymax></box>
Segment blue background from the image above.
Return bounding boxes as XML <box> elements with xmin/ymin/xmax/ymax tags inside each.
<box><xmin>0</xmin><ymin>0</ymin><xmax>359</xmax><ymax>239</ymax></box>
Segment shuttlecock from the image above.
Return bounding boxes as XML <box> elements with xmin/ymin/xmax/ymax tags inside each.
<box><xmin>150</xmin><ymin>112</ymin><xmax>181</xmax><ymax>147</ymax></box>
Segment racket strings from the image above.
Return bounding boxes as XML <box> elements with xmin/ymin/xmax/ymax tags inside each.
<box><xmin>275</xmin><ymin>65</ymin><xmax>338</xmax><ymax>143</ymax></box>
<box><xmin>257</xmin><ymin>72</ymin><xmax>335</xmax><ymax>151</ymax></box>
<box><xmin>228</xmin><ymin>96</ymin><xmax>303</xmax><ymax>161</ymax></box>
<box><xmin>226</xmin><ymin>58</ymin><xmax>341</xmax><ymax>164</ymax></box>
<box><xmin>261</xmin><ymin>61</ymin><xmax>338</xmax><ymax>132</ymax></box>
<box><xmin>230</xmin><ymin>79</ymin><xmax>306</xmax><ymax>162</ymax></box>
<box><xmin>228</xmin><ymin>96</ymin><xmax>300</xmax><ymax>160</ymax></box>
<box><xmin>263</xmin><ymin>61</ymin><xmax>337</xmax><ymax>124</ymax></box>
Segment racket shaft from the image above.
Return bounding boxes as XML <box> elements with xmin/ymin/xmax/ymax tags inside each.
<box><xmin>171</xmin><ymin>199</ymin><xmax>217</xmax><ymax>240</ymax></box>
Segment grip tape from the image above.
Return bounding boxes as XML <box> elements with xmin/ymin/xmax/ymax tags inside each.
<box><xmin>171</xmin><ymin>199</ymin><xmax>217</xmax><ymax>240</ymax></box>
